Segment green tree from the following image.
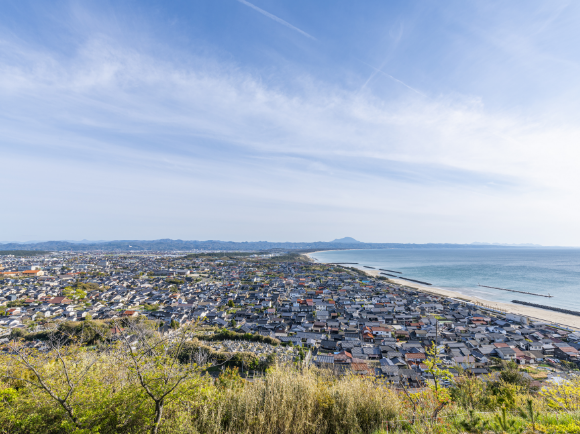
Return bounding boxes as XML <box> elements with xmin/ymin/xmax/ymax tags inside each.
<box><xmin>110</xmin><ymin>320</ymin><xmax>210</xmax><ymax>434</ymax></box>
<box><xmin>10</xmin><ymin>328</ymin><xmax>28</xmax><ymax>339</ymax></box>
<box><xmin>62</xmin><ymin>286</ymin><xmax>87</xmax><ymax>300</ymax></box>
<box><xmin>517</xmin><ymin>398</ymin><xmax>540</xmax><ymax>433</ymax></box>
<box><xmin>217</xmin><ymin>366</ymin><xmax>244</xmax><ymax>390</ymax></box>
<box><xmin>78</xmin><ymin>282</ymin><xmax>100</xmax><ymax>292</ymax></box>
<box><xmin>424</xmin><ymin>341</ymin><xmax>454</xmax><ymax>422</ymax></box>
<box><xmin>170</xmin><ymin>319</ymin><xmax>179</xmax><ymax>329</ymax></box>
<box><xmin>4</xmin><ymin>331</ymin><xmax>102</xmax><ymax>431</ymax></box>
<box><xmin>540</xmin><ymin>375</ymin><xmax>580</xmax><ymax>411</ymax></box>
<box><xmin>500</xmin><ymin>361</ymin><xmax>529</xmax><ymax>386</ymax></box>
<box><xmin>487</xmin><ymin>406</ymin><xmax>524</xmax><ymax>434</ymax></box>
<box><xmin>458</xmin><ymin>409</ymin><xmax>486</xmax><ymax>434</ymax></box>
<box><xmin>227</xmin><ymin>299</ymin><xmax>235</xmax><ymax>308</ymax></box>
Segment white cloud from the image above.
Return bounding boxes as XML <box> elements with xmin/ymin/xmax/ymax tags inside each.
<box><xmin>1</xmin><ymin>30</ymin><xmax>580</xmax><ymax>243</ymax></box>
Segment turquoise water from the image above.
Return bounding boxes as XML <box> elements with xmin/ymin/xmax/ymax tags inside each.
<box><xmin>310</xmin><ymin>248</ymin><xmax>580</xmax><ymax>311</ymax></box>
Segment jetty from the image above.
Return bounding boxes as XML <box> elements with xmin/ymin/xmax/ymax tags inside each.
<box><xmin>379</xmin><ymin>269</ymin><xmax>402</xmax><ymax>274</ymax></box>
<box><xmin>380</xmin><ymin>273</ymin><xmax>432</xmax><ymax>285</ymax></box>
<box><xmin>478</xmin><ymin>284</ymin><xmax>553</xmax><ymax>298</ymax></box>
<box><xmin>363</xmin><ymin>266</ymin><xmax>375</xmax><ymax>269</ymax></box>
<box><xmin>512</xmin><ymin>300</ymin><xmax>580</xmax><ymax>317</ymax></box>
<box><xmin>399</xmin><ymin>277</ymin><xmax>432</xmax><ymax>286</ymax></box>
<box><xmin>329</xmin><ymin>262</ymin><xmax>358</xmax><ymax>265</ymax></box>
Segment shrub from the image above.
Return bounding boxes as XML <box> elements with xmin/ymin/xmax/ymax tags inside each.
<box><xmin>540</xmin><ymin>376</ymin><xmax>580</xmax><ymax>411</ymax></box>
<box><xmin>202</xmin><ymin>329</ymin><xmax>281</xmax><ymax>346</ymax></box>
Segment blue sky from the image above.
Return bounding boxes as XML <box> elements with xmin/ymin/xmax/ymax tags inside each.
<box><xmin>2</xmin><ymin>1</ymin><xmax>580</xmax><ymax>245</ymax></box>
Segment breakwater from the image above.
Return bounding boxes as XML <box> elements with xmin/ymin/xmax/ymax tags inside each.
<box><xmin>379</xmin><ymin>269</ymin><xmax>402</xmax><ymax>274</ymax></box>
<box><xmin>329</xmin><ymin>263</ymin><xmax>359</xmax><ymax>265</ymax></box>
<box><xmin>380</xmin><ymin>273</ymin><xmax>431</xmax><ymax>286</ymax></box>
<box><xmin>399</xmin><ymin>277</ymin><xmax>432</xmax><ymax>286</ymax></box>
<box><xmin>381</xmin><ymin>273</ymin><xmax>432</xmax><ymax>285</ymax></box>
<box><xmin>479</xmin><ymin>284</ymin><xmax>553</xmax><ymax>298</ymax></box>
<box><xmin>363</xmin><ymin>266</ymin><xmax>375</xmax><ymax>269</ymax></box>
<box><xmin>512</xmin><ymin>300</ymin><xmax>580</xmax><ymax>317</ymax></box>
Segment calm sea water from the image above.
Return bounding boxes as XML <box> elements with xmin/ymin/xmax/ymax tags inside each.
<box><xmin>310</xmin><ymin>248</ymin><xmax>580</xmax><ymax>311</ymax></box>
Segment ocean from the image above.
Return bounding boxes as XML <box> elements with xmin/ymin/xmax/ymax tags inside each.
<box><xmin>309</xmin><ymin>248</ymin><xmax>580</xmax><ymax>311</ymax></box>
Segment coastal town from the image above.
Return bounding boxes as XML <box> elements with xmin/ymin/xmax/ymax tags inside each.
<box><xmin>1</xmin><ymin>250</ymin><xmax>580</xmax><ymax>387</ymax></box>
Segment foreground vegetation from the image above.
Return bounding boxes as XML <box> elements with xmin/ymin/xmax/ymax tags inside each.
<box><xmin>1</xmin><ymin>322</ymin><xmax>580</xmax><ymax>434</ymax></box>
<box><xmin>1</xmin><ymin>350</ymin><xmax>580</xmax><ymax>433</ymax></box>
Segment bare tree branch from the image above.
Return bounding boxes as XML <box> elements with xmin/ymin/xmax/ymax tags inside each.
<box><xmin>5</xmin><ymin>330</ymin><xmax>100</xmax><ymax>430</ymax></box>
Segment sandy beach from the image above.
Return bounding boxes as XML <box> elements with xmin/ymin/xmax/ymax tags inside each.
<box><xmin>305</xmin><ymin>251</ymin><xmax>580</xmax><ymax>331</ymax></box>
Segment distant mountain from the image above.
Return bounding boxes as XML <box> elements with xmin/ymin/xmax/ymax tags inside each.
<box><xmin>0</xmin><ymin>239</ymin><xmax>366</xmax><ymax>252</ymax></box>
<box><xmin>65</xmin><ymin>239</ymin><xmax>110</xmax><ymax>244</ymax></box>
<box><xmin>331</xmin><ymin>237</ymin><xmax>362</xmax><ymax>244</ymax></box>
<box><xmin>1</xmin><ymin>238</ymin><xmax>565</xmax><ymax>252</ymax></box>
<box><xmin>1</xmin><ymin>239</ymin><xmax>109</xmax><ymax>244</ymax></box>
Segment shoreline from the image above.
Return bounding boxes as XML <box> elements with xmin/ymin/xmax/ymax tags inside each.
<box><xmin>305</xmin><ymin>251</ymin><xmax>580</xmax><ymax>331</ymax></box>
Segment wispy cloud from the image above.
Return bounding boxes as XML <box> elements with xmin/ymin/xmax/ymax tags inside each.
<box><xmin>2</xmin><ymin>35</ymin><xmax>578</xmax><ymax>195</ymax></box>
<box><xmin>236</xmin><ymin>0</ymin><xmax>316</xmax><ymax>40</ymax></box>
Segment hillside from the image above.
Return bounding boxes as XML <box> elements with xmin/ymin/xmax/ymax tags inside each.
<box><xmin>0</xmin><ymin>239</ymin><xmax>530</xmax><ymax>252</ymax></box>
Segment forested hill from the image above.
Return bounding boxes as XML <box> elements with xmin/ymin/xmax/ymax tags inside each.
<box><xmin>0</xmin><ymin>239</ymin><xmax>531</xmax><ymax>252</ymax></box>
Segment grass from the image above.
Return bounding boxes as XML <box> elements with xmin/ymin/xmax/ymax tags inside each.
<box><xmin>163</xmin><ymin>366</ymin><xmax>403</xmax><ymax>434</ymax></box>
